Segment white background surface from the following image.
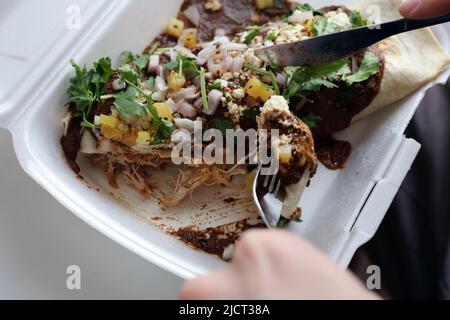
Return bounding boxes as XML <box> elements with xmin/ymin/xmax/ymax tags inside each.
<box><xmin>0</xmin><ymin>130</ymin><xmax>182</xmax><ymax>299</ymax></box>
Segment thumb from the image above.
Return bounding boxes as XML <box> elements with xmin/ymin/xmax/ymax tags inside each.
<box><xmin>399</xmin><ymin>0</ymin><xmax>450</xmax><ymax>19</ymax></box>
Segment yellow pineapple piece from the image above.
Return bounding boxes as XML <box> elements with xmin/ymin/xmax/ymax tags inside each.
<box><xmin>244</xmin><ymin>78</ymin><xmax>274</xmax><ymax>102</ymax></box>
<box><xmin>154</xmin><ymin>102</ymin><xmax>173</xmax><ymax>121</ymax></box>
<box><xmin>167</xmin><ymin>18</ymin><xmax>184</xmax><ymax>38</ymax></box>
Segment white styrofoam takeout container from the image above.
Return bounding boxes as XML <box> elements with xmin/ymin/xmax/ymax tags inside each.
<box><xmin>0</xmin><ymin>0</ymin><xmax>449</xmax><ymax>279</ymax></box>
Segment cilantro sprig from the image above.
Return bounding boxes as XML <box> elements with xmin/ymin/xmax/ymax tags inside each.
<box><xmin>67</xmin><ymin>58</ymin><xmax>114</xmax><ymax>129</ymax></box>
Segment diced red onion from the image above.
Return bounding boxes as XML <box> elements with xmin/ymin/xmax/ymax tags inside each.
<box><xmin>220</xmin><ymin>43</ymin><xmax>248</xmax><ymax>52</ymax></box>
<box><xmin>174</xmin><ymin>100</ymin><xmax>197</xmax><ymax>118</ymax></box>
<box><xmin>193</xmin><ymin>97</ymin><xmax>203</xmax><ymax>108</ymax></box>
<box><xmin>154</xmin><ymin>76</ymin><xmax>168</xmax><ymax>93</ymax></box>
<box><xmin>214</xmin><ymin>28</ymin><xmax>226</xmax><ymax>37</ymax></box>
<box><xmin>276</xmin><ymin>73</ymin><xmax>286</xmax><ymax>87</ymax></box>
<box><xmin>112</xmin><ymin>78</ymin><xmax>126</xmax><ymax>91</ymax></box>
<box><xmin>207</xmin><ymin>57</ymin><xmax>224</xmax><ymax>75</ymax></box>
<box><xmin>169</xmin><ymin>86</ymin><xmax>199</xmax><ymax>102</ymax></box>
<box><xmin>169</xmin><ymin>49</ymin><xmax>178</xmax><ymax>62</ymax></box>
<box><xmin>197</xmin><ymin>45</ymin><xmax>217</xmax><ymax>65</ymax></box>
<box><xmin>148</xmin><ymin>55</ymin><xmax>160</xmax><ymax>75</ymax></box>
<box><xmin>204</xmin><ymin>89</ymin><xmax>223</xmax><ymax>115</ymax></box>
<box><xmin>230</xmin><ymin>56</ymin><xmax>244</xmax><ymax>73</ymax></box>
<box><xmin>183</xmin><ymin>5</ymin><xmax>200</xmax><ymax>27</ymax></box>
<box><xmin>288</xmin><ymin>11</ymin><xmax>313</xmax><ymax>24</ymax></box>
<box><xmin>174</xmin><ymin>118</ymin><xmax>196</xmax><ymax>132</ymax></box>
<box><xmin>224</xmin><ymin>55</ymin><xmax>234</xmax><ymax>71</ymax></box>
<box><xmin>260</xmin><ymin>23</ymin><xmax>288</xmax><ymax>34</ymax></box>
<box><xmin>173</xmin><ymin>45</ymin><xmax>197</xmax><ymax>59</ymax></box>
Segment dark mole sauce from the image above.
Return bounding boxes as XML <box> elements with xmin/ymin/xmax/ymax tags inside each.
<box><xmin>172</xmin><ymin>219</ymin><xmax>264</xmax><ymax>257</ymax></box>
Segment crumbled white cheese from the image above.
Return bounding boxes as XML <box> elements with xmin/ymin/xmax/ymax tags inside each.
<box><xmin>288</xmin><ymin>10</ymin><xmax>313</xmax><ymax>24</ymax></box>
<box><xmin>261</xmin><ymin>95</ymin><xmax>290</xmax><ymax>114</ymax></box>
<box><xmin>244</xmin><ymin>49</ymin><xmax>263</xmax><ymax>68</ymax></box>
<box><xmin>275</xmin><ymin>25</ymin><xmax>304</xmax><ymax>44</ymax></box>
<box><xmin>326</xmin><ymin>11</ymin><xmax>352</xmax><ymax>30</ymax></box>
<box><xmin>232</xmin><ymin>88</ymin><xmax>245</xmax><ymax>100</ymax></box>
<box><xmin>228</xmin><ymin>102</ymin><xmax>245</xmax><ymax>122</ymax></box>
<box><xmin>222</xmin><ymin>72</ymin><xmax>233</xmax><ymax>81</ymax></box>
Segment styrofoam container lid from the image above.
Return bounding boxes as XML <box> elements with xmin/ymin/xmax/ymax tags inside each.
<box><xmin>0</xmin><ymin>0</ymin><xmax>448</xmax><ymax>278</ymax></box>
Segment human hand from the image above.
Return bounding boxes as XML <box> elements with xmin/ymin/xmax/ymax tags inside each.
<box><xmin>180</xmin><ymin>230</ymin><xmax>379</xmax><ymax>300</ymax></box>
<box><xmin>400</xmin><ymin>0</ymin><xmax>450</xmax><ymax>19</ymax></box>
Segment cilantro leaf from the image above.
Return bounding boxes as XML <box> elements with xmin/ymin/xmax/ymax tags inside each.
<box><xmin>113</xmin><ymin>87</ymin><xmax>147</xmax><ymax>119</ymax></box>
<box><xmin>119</xmin><ymin>64</ymin><xmax>139</xmax><ymax>85</ymax></box>
<box><xmin>301</xmin><ymin>113</ymin><xmax>321</xmax><ymax>128</ymax></box>
<box><xmin>277</xmin><ymin>217</ymin><xmax>290</xmax><ymax>228</ymax></box>
<box><xmin>284</xmin><ymin>59</ymin><xmax>349</xmax><ymax>100</ymax></box>
<box><xmin>67</xmin><ymin>58</ymin><xmax>114</xmax><ymax>129</ymax></box>
<box><xmin>244</xmin><ymin>29</ymin><xmax>260</xmax><ymax>45</ymax></box>
<box><xmin>349</xmin><ymin>11</ymin><xmax>368</xmax><ymax>29</ymax></box>
<box><xmin>119</xmin><ymin>51</ymin><xmax>149</xmax><ymax>76</ymax></box>
<box><xmin>212</xmin><ymin>119</ymin><xmax>234</xmax><ymax>135</ymax></box>
<box><xmin>242</xmin><ymin>109</ymin><xmax>261</xmax><ymax>121</ymax></box>
<box><xmin>312</xmin><ymin>16</ymin><xmax>339</xmax><ymax>36</ymax></box>
<box><xmin>296</xmin><ymin>3</ymin><xmax>314</xmax><ymax>12</ymax></box>
<box><xmin>165</xmin><ymin>54</ymin><xmax>199</xmax><ymax>80</ymax></box>
<box><xmin>345</xmin><ymin>52</ymin><xmax>380</xmax><ymax>86</ymax></box>
<box><xmin>208</xmin><ymin>82</ymin><xmax>222</xmax><ymax>90</ymax></box>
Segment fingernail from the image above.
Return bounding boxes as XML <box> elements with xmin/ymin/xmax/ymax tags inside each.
<box><xmin>400</xmin><ymin>0</ymin><xmax>421</xmax><ymax>15</ymax></box>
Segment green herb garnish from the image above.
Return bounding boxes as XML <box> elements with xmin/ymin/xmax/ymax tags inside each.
<box><xmin>244</xmin><ymin>27</ymin><xmax>261</xmax><ymax>45</ymax></box>
<box><xmin>67</xmin><ymin>58</ymin><xmax>114</xmax><ymax>129</ymax></box>
<box><xmin>349</xmin><ymin>11</ymin><xmax>368</xmax><ymax>29</ymax></box>
<box><xmin>212</xmin><ymin>119</ymin><xmax>234</xmax><ymax>135</ymax></box>
<box><xmin>242</xmin><ymin>109</ymin><xmax>261</xmax><ymax>121</ymax></box>
<box><xmin>345</xmin><ymin>52</ymin><xmax>380</xmax><ymax>85</ymax></box>
<box><xmin>199</xmin><ymin>67</ymin><xmax>208</xmax><ymax>109</ymax></box>
<box><xmin>113</xmin><ymin>87</ymin><xmax>148</xmax><ymax>119</ymax></box>
<box><xmin>207</xmin><ymin>82</ymin><xmax>222</xmax><ymax>91</ymax></box>
<box><xmin>165</xmin><ymin>54</ymin><xmax>199</xmax><ymax>81</ymax></box>
<box><xmin>283</xmin><ymin>59</ymin><xmax>350</xmax><ymax>100</ymax></box>
<box><xmin>301</xmin><ymin>113</ymin><xmax>321</xmax><ymax>129</ymax></box>
<box><xmin>312</xmin><ymin>16</ymin><xmax>339</xmax><ymax>36</ymax></box>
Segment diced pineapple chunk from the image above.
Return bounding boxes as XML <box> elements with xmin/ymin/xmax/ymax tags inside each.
<box><xmin>167</xmin><ymin>18</ymin><xmax>184</xmax><ymax>38</ymax></box>
<box><xmin>101</xmin><ymin>125</ymin><xmax>122</xmax><ymax>140</ymax></box>
<box><xmin>179</xmin><ymin>28</ymin><xmax>198</xmax><ymax>49</ymax></box>
<box><xmin>167</xmin><ymin>71</ymin><xmax>186</xmax><ymax>91</ymax></box>
<box><xmin>99</xmin><ymin>115</ymin><xmax>119</xmax><ymax>128</ymax></box>
<box><xmin>255</xmin><ymin>0</ymin><xmax>274</xmax><ymax>10</ymax></box>
<box><xmin>244</xmin><ymin>78</ymin><xmax>274</xmax><ymax>102</ymax></box>
<box><xmin>154</xmin><ymin>102</ymin><xmax>173</xmax><ymax>121</ymax></box>
<box><xmin>136</xmin><ymin>131</ymin><xmax>152</xmax><ymax>145</ymax></box>
<box><xmin>123</xmin><ymin>132</ymin><xmax>137</xmax><ymax>146</ymax></box>
<box><xmin>279</xmin><ymin>144</ymin><xmax>292</xmax><ymax>164</ymax></box>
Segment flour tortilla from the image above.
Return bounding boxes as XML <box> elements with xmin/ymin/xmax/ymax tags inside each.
<box><xmin>283</xmin><ymin>0</ymin><xmax>450</xmax><ymax>219</ymax></box>
<box><xmin>350</xmin><ymin>0</ymin><xmax>450</xmax><ymax>121</ymax></box>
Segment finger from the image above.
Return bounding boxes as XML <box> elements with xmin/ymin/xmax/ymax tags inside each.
<box><xmin>179</xmin><ymin>269</ymin><xmax>241</xmax><ymax>300</ymax></box>
<box><xmin>400</xmin><ymin>0</ymin><xmax>450</xmax><ymax>19</ymax></box>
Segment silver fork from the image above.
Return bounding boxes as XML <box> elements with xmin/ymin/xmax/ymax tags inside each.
<box><xmin>252</xmin><ymin>163</ymin><xmax>284</xmax><ymax>228</ymax></box>
<box><xmin>253</xmin><ymin>163</ymin><xmax>311</xmax><ymax>228</ymax></box>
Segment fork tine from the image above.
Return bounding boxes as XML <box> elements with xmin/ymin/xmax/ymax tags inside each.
<box><xmin>263</xmin><ymin>173</ymin><xmax>270</xmax><ymax>188</ymax></box>
<box><xmin>268</xmin><ymin>174</ymin><xmax>278</xmax><ymax>193</ymax></box>
<box><xmin>274</xmin><ymin>179</ymin><xmax>281</xmax><ymax>198</ymax></box>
